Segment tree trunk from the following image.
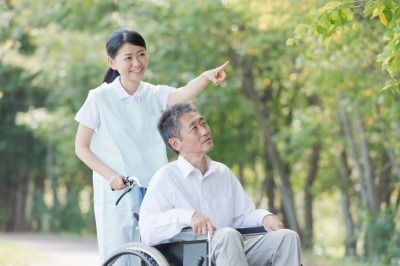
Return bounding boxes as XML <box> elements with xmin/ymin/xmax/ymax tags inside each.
<box><xmin>383</xmin><ymin>137</ymin><xmax>400</xmax><ymax>182</ymax></box>
<box><xmin>339</xmin><ymin>150</ymin><xmax>357</xmax><ymax>256</ymax></box>
<box><xmin>377</xmin><ymin>159</ymin><xmax>392</xmax><ymax>206</ymax></box>
<box><xmin>12</xmin><ymin>172</ymin><xmax>28</xmax><ymax>231</ymax></box>
<box><xmin>31</xmin><ymin>172</ymin><xmax>46</xmax><ymax>231</ymax></box>
<box><xmin>228</xmin><ymin>52</ymin><xmax>300</xmax><ymax>233</ymax></box>
<box><xmin>353</xmin><ymin>102</ymin><xmax>378</xmax><ymax>214</ymax></box>
<box><xmin>337</xmin><ymin>94</ymin><xmax>368</xmax><ymax>208</ymax></box>
<box><xmin>263</xmin><ymin>157</ymin><xmax>276</xmax><ymax>214</ymax></box>
<box><xmin>303</xmin><ymin>141</ymin><xmax>321</xmax><ymax>250</ymax></box>
<box><xmin>47</xmin><ymin>141</ymin><xmax>59</xmax><ymax>231</ymax></box>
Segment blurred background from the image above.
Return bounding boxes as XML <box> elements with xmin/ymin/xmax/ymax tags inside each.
<box><xmin>0</xmin><ymin>0</ymin><xmax>399</xmax><ymax>265</ymax></box>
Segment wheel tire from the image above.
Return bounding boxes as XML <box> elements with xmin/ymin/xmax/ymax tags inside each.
<box><xmin>103</xmin><ymin>242</ymin><xmax>170</xmax><ymax>266</ymax></box>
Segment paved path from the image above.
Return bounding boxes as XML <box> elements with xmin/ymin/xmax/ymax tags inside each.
<box><xmin>0</xmin><ymin>233</ymin><xmax>99</xmax><ymax>266</ymax></box>
<box><xmin>0</xmin><ymin>233</ymin><xmax>327</xmax><ymax>266</ymax></box>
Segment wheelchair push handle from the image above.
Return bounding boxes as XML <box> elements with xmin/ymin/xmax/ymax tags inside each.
<box><xmin>111</xmin><ymin>176</ymin><xmax>142</xmax><ymax>191</ymax></box>
<box><xmin>114</xmin><ymin>176</ymin><xmax>143</xmax><ymax>206</ymax></box>
<box><xmin>124</xmin><ymin>176</ymin><xmax>143</xmax><ymax>187</ymax></box>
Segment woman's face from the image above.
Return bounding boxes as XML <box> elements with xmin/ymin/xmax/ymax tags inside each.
<box><xmin>108</xmin><ymin>43</ymin><xmax>148</xmax><ymax>85</ymax></box>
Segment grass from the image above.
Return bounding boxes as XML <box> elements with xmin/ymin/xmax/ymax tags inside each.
<box><xmin>0</xmin><ymin>241</ymin><xmax>45</xmax><ymax>266</ymax></box>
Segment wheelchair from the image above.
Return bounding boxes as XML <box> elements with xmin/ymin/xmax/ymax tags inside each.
<box><xmin>102</xmin><ymin>177</ymin><xmax>267</xmax><ymax>266</ymax></box>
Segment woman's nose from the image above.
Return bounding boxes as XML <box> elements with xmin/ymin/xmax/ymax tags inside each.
<box><xmin>132</xmin><ymin>56</ymin><xmax>140</xmax><ymax>66</ymax></box>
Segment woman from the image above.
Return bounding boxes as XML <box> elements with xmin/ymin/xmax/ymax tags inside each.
<box><xmin>74</xmin><ymin>28</ymin><xmax>228</xmax><ymax>264</ymax></box>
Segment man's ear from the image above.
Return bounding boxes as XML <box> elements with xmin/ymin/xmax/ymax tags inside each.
<box><xmin>169</xmin><ymin>137</ymin><xmax>181</xmax><ymax>152</ymax></box>
<box><xmin>107</xmin><ymin>56</ymin><xmax>116</xmax><ymax>70</ymax></box>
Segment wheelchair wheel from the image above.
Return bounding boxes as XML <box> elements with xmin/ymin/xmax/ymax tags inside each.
<box><xmin>102</xmin><ymin>242</ymin><xmax>170</xmax><ymax>266</ymax></box>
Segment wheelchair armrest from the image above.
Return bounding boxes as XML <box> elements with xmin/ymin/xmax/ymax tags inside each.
<box><xmin>236</xmin><ymin>226</ymin><xmax>266</xmax><ymax>236</ymax></box>
<box><xmin>181</xmin><ymin>226</ymin><xmax>266</xmax><ymax>235</ymax></box>
<box><xmin>181</xmin><ymin>226</ymin><xmax>193</xmax><ymax>232</ymax></box>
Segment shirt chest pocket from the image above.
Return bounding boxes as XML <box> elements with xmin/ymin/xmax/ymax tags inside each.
<box><xmin>208</xmin><ymin>196</ymin><xmax>234</xmax><ymax>228</ymax></box>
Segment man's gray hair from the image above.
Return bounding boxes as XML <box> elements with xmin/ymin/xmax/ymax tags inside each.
<box><xmin>158</xmin><ymin>103</ymin><xmax>197</xmax><ymax>155</ymax></box>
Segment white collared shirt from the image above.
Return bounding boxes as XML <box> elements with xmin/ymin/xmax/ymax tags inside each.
<box><xmin>139</xmin><ymin>156</ymin><xmax>271</xmax><ymax>246</ymax></box>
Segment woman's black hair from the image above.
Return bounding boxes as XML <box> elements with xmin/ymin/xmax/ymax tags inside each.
<box><xmin>102</xmin><ymin>29</ymin><xmax>147</xmax><ymax>83</ymax></box>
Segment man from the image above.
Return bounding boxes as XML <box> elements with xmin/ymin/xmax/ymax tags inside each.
<box><xmin>139</xmin><ymin>103</ymin><xmax>301</xmax><ymax>265</ymax></box>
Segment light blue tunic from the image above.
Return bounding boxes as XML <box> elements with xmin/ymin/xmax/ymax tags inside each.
<box><xmin>76</xmin><ymin>77</ymin><xmax>173</xmax><ymax>264</ymax></box>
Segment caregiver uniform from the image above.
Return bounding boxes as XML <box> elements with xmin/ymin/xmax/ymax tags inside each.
<box><xmin>75</xmin><ymin>76</ymin><xmax>174</xmax><ymax>264</ymax></box>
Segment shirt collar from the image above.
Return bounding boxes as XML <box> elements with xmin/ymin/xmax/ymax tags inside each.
<box><xmin>112</xmin><ymin>76</ymin><xmax>143</xmax><ymax>100</ymax></box>
<box><xmin>177</xmin><ymin>155</ymin><xmax>213</xmax><ymax>179</ymax></box>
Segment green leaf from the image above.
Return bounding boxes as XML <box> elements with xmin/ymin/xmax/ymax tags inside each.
<box><xmin>286</xmin><ymin>38</ymin><xmax>295</xmax><ymax>46</ymax></box>
<box><xmin>294</xmin><ymin>23</ymin><xmax>309</xmax><ymax>38</ymax></box>
<box><xmin>331</xmin><ymin>12</ymin><xmax>341</xmax><ymax>26</ymax></box>
<box><xmin>316</xmin><ymin>25</ymin><xmax>327</xmax><ymax>35</ymax></box>
<box><xmin>364</xmin><ymin>1</ymin><xmax>380</xmax><ymax>17</ymax></box>
<box><xmin>372</xmin><ymin>7</ymin><xmax>380</xmax><ymax>19</ymax></box>
<box><xmin>325</xmin><ymin>1</ymin><xmax>343</xmax><ymax>10</ymax></box>
<box><xmin>338</xmin><ymin>9</ymin><xmax>348</xmax><ymax>25</ymax></box>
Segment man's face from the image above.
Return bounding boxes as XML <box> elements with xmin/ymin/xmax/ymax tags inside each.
<box><xmin>171</xmin><ymin>111</ymin><xmax>214</xmax><ymax>156</ymax></box>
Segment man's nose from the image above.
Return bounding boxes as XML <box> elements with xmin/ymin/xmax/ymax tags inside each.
<box><xmin>199</xmin><ymin>125</ymin><xmax>208</xmax><ymax>135</ymax></box>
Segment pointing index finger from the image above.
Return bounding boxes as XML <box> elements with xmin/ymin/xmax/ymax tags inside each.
<box><xmin>219</xmin><ymin>61</ymin><xmax>230</xmax><ymax>70</ymax></box>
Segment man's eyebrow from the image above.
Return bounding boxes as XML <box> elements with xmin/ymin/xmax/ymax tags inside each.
<box><xmin>188</xmin><ymin>121</ymin><xmax>196</xmax><ymax>128</ymax></box>
<box><xmin>188</xmin><ymin>117</ymin><xmax>204</xmax><ymax>128</ymax></box>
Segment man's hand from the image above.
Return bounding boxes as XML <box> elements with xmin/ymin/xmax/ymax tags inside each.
<box><xmin>262</xmin><ymin>214</ymin><xmax>284</xmax><ymax>232</ymax></box>
<box><xmin>191</xmin><ymin>212</ymin><xmax>216</xmax><ymax>237</ymax></box>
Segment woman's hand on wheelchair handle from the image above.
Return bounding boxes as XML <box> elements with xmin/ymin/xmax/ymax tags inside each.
<box><xmin>109</xmin><ymin>174</ymin><xmax>127</xmax><ymax>190</ymax></box>
<box><xmin>262</xmin><ymin>214</ymin><xmax>284</xmax><ymax>232</ymax></box>
<box><xmin>191</xmin><ymin>212</ymin><xmax>216</xmax><ymax>237</ymax></box>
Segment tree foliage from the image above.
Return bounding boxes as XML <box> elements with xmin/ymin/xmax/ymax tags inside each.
<box><xmin>288</xmin><ymin>0</ymin><xmax>400</xmax><ymax>93</ymax></box>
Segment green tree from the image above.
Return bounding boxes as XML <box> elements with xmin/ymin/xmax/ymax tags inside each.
<box><xmin>289</xmin><ymin>0</ymin><xmax>400</xmax><ymax>93</ymax></box>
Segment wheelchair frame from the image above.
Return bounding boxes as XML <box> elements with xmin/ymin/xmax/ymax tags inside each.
<box><xmin>103</xmin><ymin>226</ymin><xmax>267</xmax><ymax>266</ymax></box>
<box><xmin>102</xmin><ymin>177</ymin><xmax>267</xmax><ymax>266</ymax></box>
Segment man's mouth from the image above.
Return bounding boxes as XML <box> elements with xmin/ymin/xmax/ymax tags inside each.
<box><xmin>202</xmin><ymin>137</ymin><xmax>212</xmax><ymax>144</ymax></box>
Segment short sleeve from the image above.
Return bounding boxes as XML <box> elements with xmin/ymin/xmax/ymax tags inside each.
<box><xmin>75</xmin><ymin>90</ymin><xmax>100</xmax><ymax>129</ymax></box>
<box><xmin>155</xmin><ymin>85</ymin><xmax>175</xmax><ymax>110</ymax></box>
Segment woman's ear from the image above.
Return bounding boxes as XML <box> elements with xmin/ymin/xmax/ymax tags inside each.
<box><xmin>169</xmin><ymin>137</ymin><xmax>181</xmax><ymax>152</ymax></box>
<box><xmin>107</xmin><ymin>56</ymin><xmax>116</xmax><ymax>70</ymax></box>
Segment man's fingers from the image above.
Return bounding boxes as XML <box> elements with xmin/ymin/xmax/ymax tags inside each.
<box><xmin>208</xmin><ymin>224</ymin><xmax>216</xmax><ymax>237</ymax></box>
<box><xmin>191</xmin><ymin>212</ymin><xmax>216</xmax><ymax>235</ymax></box>
<box><xmin>202</xmin><ymin>224</ymin><xmax>208</xmax><ymax>235</ymax></box>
